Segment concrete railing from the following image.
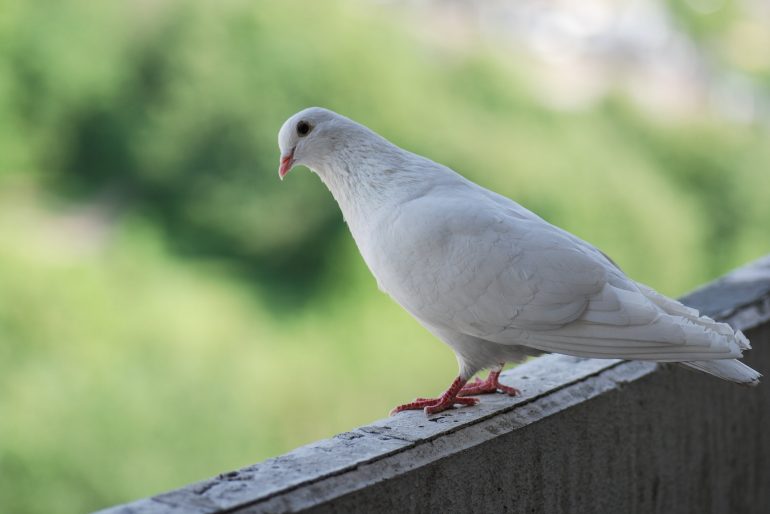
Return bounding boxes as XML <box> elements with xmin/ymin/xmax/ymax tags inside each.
<box><xmin>98</xmin><ymin>255</ymin><xmax>770</xmax><ymax>514</ymax></box>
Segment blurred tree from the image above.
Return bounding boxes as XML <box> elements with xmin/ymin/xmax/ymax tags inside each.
<box><xmin>0</xmin><ymin>1</ymin><xmax>769</xmax><ymax>512</ymax></box>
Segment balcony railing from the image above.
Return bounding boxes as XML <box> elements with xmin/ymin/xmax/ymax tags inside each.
<box><xmin>97</xmin><ymin>254</ymin><xmax>770</xmax><ymax>514</ymax></box>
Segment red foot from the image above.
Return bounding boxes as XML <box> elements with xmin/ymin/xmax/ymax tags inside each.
<box><xmin>458</xmin><ymin>369</ymin><xmax>520</xmax><ymax>397</ymax></box>
<box><xmin>390</xmin><ymin>376</ymin><xmax>480</xmax><ymax>415</ymax></box>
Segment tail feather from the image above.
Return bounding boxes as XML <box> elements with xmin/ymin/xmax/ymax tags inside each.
<box><xmin>637</xmin><ymin>283</ymin><xmax>752</xmax><ymax>352</ymax></box>
<box><xmin>681</xmin><ymin>359</ymin><xmax>761</xmax><ymax>387</ymax></box>
<box><xmin>637</xmin><ymin>283</ymin><xmax>760</xmax><ymax>386</ymax></box>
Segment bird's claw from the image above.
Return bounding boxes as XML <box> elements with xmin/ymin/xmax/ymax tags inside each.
<box><xmin>458</xmin><ymin>370</ymin><xmax>520</xmax><ymax>397</ymax></box>
<box><xmin>390</xmin><ymin>395</ymin><xmax>479</xmax><ymax>416</ymax></box>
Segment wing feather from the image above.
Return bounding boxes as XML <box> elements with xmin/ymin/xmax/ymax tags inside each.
<box><xmin>378</xmin><ymin>190</ymin><xmax>746</xmax><ymax>362</ymax></box>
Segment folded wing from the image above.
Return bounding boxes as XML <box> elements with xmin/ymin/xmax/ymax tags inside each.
<box><xmin>397</xmin><ymin>194</ymin><xmax>748</xmax><ymax>362</ymax></box>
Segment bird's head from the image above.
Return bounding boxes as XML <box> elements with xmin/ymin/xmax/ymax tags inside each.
<box><xmin>277</xmin><ymin>107</ymin><xmax>343</xmax><ymax>180</ymax></box>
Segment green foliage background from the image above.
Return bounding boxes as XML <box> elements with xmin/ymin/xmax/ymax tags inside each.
<box><xmin>0</xmin><ymin>1</ymin><xmax>768</xmax><ymax>512</ymax></box>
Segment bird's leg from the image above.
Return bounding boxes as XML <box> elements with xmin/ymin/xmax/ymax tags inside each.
<box><xmin>390</xmin><ymin>376</ymin><xmax>479</xmax><ymax>415</ymax></box>
<box><xmin>458</xmin><ymin>365</ymin><xmax>520</xmax><ymax>397</ymax></box>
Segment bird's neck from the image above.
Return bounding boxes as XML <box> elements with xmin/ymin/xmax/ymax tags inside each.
<box><xmin>312</xmin><ymin>138</ymin><xmax>435</xmax><ymax>236</ymax></box>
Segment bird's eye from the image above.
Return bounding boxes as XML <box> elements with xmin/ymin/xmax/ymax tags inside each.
<box><xmin>297</xmin><ymin>120</ymin><xmax>311</xmax><ymax>137</ymax></box>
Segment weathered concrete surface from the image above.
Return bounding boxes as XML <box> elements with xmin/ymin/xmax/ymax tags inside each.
<box><xmin>96</xmin><ymin>255</ymin><xmax>770</xmax><ymax>514</ymax></box>
<box><xmin>681</xmin><ymin>254</ymin><xmax>770</xmax><ymax>331</ymax></box>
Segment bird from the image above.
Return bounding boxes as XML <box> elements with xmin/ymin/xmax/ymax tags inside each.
<box><xmin>276</xmin><ymin>107</ymin><xmax>761</xmax><ymax>415</ymax></box>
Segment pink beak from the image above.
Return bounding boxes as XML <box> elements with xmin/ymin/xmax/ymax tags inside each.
<box><xmin>279</xmin><ymin>150</ymin><xmax>295</xmax><ymax>180</ymax></box>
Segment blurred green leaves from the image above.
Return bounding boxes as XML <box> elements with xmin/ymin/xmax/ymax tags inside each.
<box><xmin>1</xmin><ymin>1</ymin><xmax>769</xmax><ymax>513</ymax></box>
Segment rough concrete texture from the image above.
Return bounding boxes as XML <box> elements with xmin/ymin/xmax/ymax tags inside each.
<box><xmin>96</xmin><ymin>255</ymin><xmax>770</xmax><ymax>514</ymax></box>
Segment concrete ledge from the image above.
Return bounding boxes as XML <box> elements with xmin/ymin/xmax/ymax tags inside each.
<box><xmin>97</xmin><ymin>255</ymin><xmax>770</xmax><ymax>514</ymax></box>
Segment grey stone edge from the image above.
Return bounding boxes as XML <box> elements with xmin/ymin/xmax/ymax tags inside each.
<box><xmin>96</xmin><ymin>254</ymin><xmax>770</xmax><ymax>514</ymax></box>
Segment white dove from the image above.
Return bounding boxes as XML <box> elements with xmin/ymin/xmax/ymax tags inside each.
<box><xmin>277</xmin><ymin>107</ymin><xmax>760</xmax><ymax>415</ymax></box>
